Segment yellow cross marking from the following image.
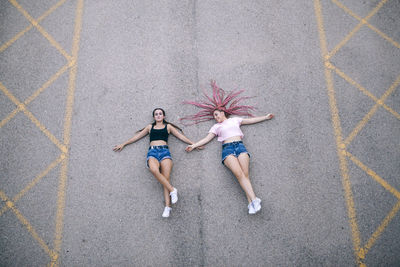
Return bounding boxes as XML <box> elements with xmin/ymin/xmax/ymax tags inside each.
<box><xmin>0</xmin><ymin>81</ymin><xmax>67</xmax><ymax>153</ymax></box>
<box><xmin>0</xmin><ymin>190</ymin><xmax>54</xmax><ymax>258</ymax></box>
<box><xmin>327</xmin><ymin>0</ymin><xmax>389</xmax><ymax>60</ymax></box>
<box><xmin>332</xmin><ymin>0</ymin><xmax>400</xmax><ymax>50</ymax></box>
<box><xmin>0</xmin><ymin>0</ymin><xmax>84</xmax><ymax>266</ymax></box>
<box><xmin>0</xmin><ymin>154</ymin><xmax>65</xmax><ymax>217</ymax></box>
<box><xmin>347</xmin><ymin>151</ymin><xmax>400</xmax><ymax>200</ymax></box>
<box><xmin>314</xmin><ymin>2</ymin><xmax>362</xmax><ymax>264</ymax></box>
<box><xmin>0</xmin><ymin>63</ymin><xmax>71</xmax><ymax>131</ymax></box>
<box><xmin>8</xmin><ymin>0</ymin><xmax>72</xmax><ymax>62</ymax></box>
<box><xmin>52</xmin><ymin>0</ymin><xmax>84</xmax><ymax>265</ymax></box>
<box><xmin>344</xmin><ymin>74</ymin><xmax>400</xmax><ymax>146</ymax></box>
<box><xmin>332</xmin><ymin>65</ymin><xmax>400</xmax><ymax>120</ymax></box>
<box><xmin>315</xmin><ymin>0</ymin><xmax>400</xmax><ymax>265</ymax></box>
<box><xmin>0</xmin><ymin>0</ymin><xmax>67</xmax><ymax>54</ymax></box>
<box><xmin>363</xmin><ymin>201</ymin><xmax>400</xmax><ymax>257</ymax></box>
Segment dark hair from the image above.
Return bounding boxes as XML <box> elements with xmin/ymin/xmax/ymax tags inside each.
<box><xmin>152</xmin><ymin>108</ymin><xmax>165</xmax><ymax>117</ymax></box>
<box><xmin>137</xmin><ymin>108</ymin><xmax>183</xmax><ymax>133</ymax></box>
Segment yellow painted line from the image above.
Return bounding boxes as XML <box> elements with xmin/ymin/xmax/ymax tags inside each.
<box><xmin>359</xmin><ymin>0</ymin><xmax>388</xmax><ymax>25</ymax></box>
<box><xmin>327</xmin><ymin>0</ymin><xmax>388</xmax><ymax>60</ymax></box>
<box><xmin>24</xmin><ymin>63</ymin><xmax>70</xmax><ymax>105</ymax></box>
<box><xmin>0</xmin><ymin>190</ymin><xmax>53</xmax><ymax>257</ymax></box>
<box><xmin>21</xmin><ymin>109</ymin><xmax>67</xmax><ymax>152</ymax></box>
<box><xmin>344</xmin><ymin>103</ymin><xmax>380</xmax><ymax>146</ymax></box>
<box><xmin>346</xmin><ymin>152</ymin><xmax>400</xmax><ymax>199</ymax></box>
<box><xmin>13</xmin><ymin>155</ymin><xmax>65</xmax><ymax>204</ymax></box>
<box><xmin>8</xmin><ymin>0</ymin><xmax>72</xmax><ymax>62</ymax></box>
<box><xmin>36</xmin><ymin>0</ymin><xmax>68</xmax><ymax>22</ymax></box>
<box><xmin>367</xmin><ymin>24</ymin><xmax>400</xmax><ymax>50</ymax></box>
<box><xmin>344</xmin><ymin>74</ymin><xmax>400</xmax><ymax>145</ymax></box>
<box><xmin>0</xmin><ymin>63</ymin><xmax>70</xmax><ymax>130</ymax></box>
<box><xmin>333</xmin><ymin>65</ymin><xmax>379</xmax><ymax>102</ymax></box>
<box><xmin>333</xmin><ymin>65</ymin><xmax>400</xmax><ymax>119</ymax></box>
<box><xmin>332</xmin><ymin>0</ymin><xmax>400</xmax><ymax>50</ymax></box>
<box><xmin>327</xmin><ymin>22</ymin><xmax>364</xmax><ymax>60</ymax></box>
<box><xmin>0</xmin><ymin>0</ymin><xmax>67</xmax><ymax>54</ymax></box>
<box><xmin>379</xmin><ymin>74</ymin><xmax>400</xmax><ymax>106</ymax></box>
<box><xmin>382</xmin><ymin>103</ymin><xmax>400</xmax><ymax>121</ymax></box>
<box><xmin>0</xmin><ymin>82</ymin><xmax>67</xmax><ymax>153</ymax></box>
<box><xmin>0</xmin><ymin>154</ymin><xmax>65</xmax><ymax>217</ymax></box>
<box><xmin>0</xmin><ymin>24</ymin><xmax>33</xmax><ymax>53</ymax></box>
<box><xmin>0</xmin><ymin>108</ymin><xmax>19</xmax><ymax>129</ymax></box>
<box><xmin>0</xmin><ymin>205</ymin><xmax>8</xmax><ymax>217</ymax></box>
<box><xmin>0</xmin><ymin>82</ymin><xmax>23</xmax><ymax>108</ymax></box>
<box><xmin>52</xmin><ymin>0</ymin><xmax>84</xmax><ymax>266</ymax></box>
<box><xmin>334</xmin><ymin>65</ymin><xmax>400</xmax><ymax>121</ymax></box>
<box><xmin>331</xmin><ymin>0</ymin><xmax>362</xmax><ymax>21</ymax></box>
<box><xmin>314</xmin><ymin>0</ymin><xmax>362</xmax><ymax>265</ymax></box>
<box><xmin>362</xmin><ymin>201</ymin><xmax>400</xmax><ymax>257</ymax></box>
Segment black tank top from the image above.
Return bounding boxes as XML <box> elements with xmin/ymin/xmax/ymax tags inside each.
<box><xmin>149</xmin><ymin>124</ymin><xmax>169</xmax><ymax>142</ymax></box>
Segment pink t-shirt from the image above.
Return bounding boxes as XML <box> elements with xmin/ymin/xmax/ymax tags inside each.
<box><xmin>209</xmin><ymin>117</ymin><xmax>244</xmax><ymax>142</ymax></box>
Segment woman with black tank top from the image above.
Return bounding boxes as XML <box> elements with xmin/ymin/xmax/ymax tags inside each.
<box><xmin>113</xmin><ymin>108</ymin><xmax>198</xmax><ymax>218</ymax></box>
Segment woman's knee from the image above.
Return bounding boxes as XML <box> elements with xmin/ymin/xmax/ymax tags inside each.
<box><xmin>232</xmin><ymin>168</ymin><xmax>246</xmax><ymax>180</ymax></box>
<box><xmin>236</xmin><ymin>174</ymin><xmax>249</xmax><ymax>183</ymax></box>
<box><xmin>225</xmin><ymin>158</ymin><xmax>244</xmax><ymax>177</ymax></box>
<box><xmin>148</xmin><ymin>165</ymin><xmax>160</xmax><ymax>175</ymax></box>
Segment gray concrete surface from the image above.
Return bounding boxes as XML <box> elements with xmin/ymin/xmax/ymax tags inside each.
<box><xmin>1</xmin><ymin>0</ymin><xmax>399</xmax><ymax>266</ymax></box>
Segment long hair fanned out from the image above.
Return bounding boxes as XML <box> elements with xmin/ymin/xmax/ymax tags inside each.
<box><xmin>180</xmin><ymin>80</ymin><xmax>255</xmax><ymax>125</ymax></box>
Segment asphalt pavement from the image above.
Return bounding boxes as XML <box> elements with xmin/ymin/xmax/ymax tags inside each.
<box><xmin>1</xmin><ymin>0</ymin><xmax>399</xmax><ymax>266</ymax></box>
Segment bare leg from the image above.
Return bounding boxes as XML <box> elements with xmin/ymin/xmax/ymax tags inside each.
<box><xmin>160</xmin><ymin>159</ymin><xmax>173</xmax><ymax>207</ymax></box>
<box><xmin>223</xmin><ymin>155</ymin><xmax>256</xmax><ymax>202</ymax></box>
<box><xmin>148</xmin><ymin>158</ymin><xmax>174</xmax><ymax>192</ymax></box>
<box><xmin>237</xmin><ymin>153</ymin><xmax>252</xmax><ymax>203</ymax></box>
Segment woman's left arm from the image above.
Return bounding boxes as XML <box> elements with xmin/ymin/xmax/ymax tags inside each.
<box><xmin>241</xmin><ymin>113</ymin><xmax>274</xmax><ymax>125</ymax></box>
<box><xmin>169</xmin><ymin>124</ymin><xmax>195</xmax><ymax>145</ymax></box>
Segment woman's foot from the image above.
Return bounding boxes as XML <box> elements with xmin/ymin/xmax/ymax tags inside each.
<box><xmin>248</xmin><ymin>202</ymin><xmax>256</xmax><ymax>214</ymax></box>
<box><xmin>162</xmin><ymin>206</ymin><xmax>172</xmax><ymax>218</ymax></box>
<box><xmin>248</xmin><ymin>198</ymin><xmax>261</xmax><ymax>214</ymax></box>
<box><xmin>170</xmin><ymin>188</ymin><xmax>178</xmax><ymax>204</ymax></box>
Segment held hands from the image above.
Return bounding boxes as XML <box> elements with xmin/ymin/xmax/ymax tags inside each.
<box><xmin>113</xmin><ymin>144</ymin><xmax>125</xmax><ymax>152</ymax></box>
<box><xmin>185</xmin><ymin>144</ymin><xmax>204</xmax><ymax>152</ymax></box>
<box><xmin>185</xmin><ymin>144</ymin><xmax>194</xmax><ymax>152</ymax></box>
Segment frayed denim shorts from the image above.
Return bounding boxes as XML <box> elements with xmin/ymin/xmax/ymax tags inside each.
<box><xmin>221</xmin><ymin>141</ymin><xmax>250</xmax><ymax>164</ymax></box>
<box><xmin>146</xmin><ymin>145</ymin><xmax>172</xmax><ymax>167</ymax></box>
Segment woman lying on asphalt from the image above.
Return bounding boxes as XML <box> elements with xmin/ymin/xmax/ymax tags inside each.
<box><xmin>182</xmin><ymin>81</ymin><xmax>274</xmax><ymax>215</ymax></box>
<box><xmin>113</xmin><ymin>108</ymin><xmax>199</xmax><ymax>218</ymax></box>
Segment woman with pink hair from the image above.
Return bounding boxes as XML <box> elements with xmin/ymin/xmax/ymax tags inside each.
<box><xmin>182</xmin><ymin>81</ymin><xmax>274</xmax><ymax>214</ymax></box>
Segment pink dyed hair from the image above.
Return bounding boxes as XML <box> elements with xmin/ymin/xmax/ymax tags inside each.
<box><xmin>180</xmin><ymin>80</ymin><xmax>255</xmax><ymax>125</ymax></box>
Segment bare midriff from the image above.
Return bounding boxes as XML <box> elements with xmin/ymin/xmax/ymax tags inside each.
<box><xmin>150</xmin><ymin>140</ymin><xmax>168</xmax><ymax>146</ymax></box>
<box><xmin>222</xmin><ymin>136</ymin><xmax>242</xmax><ymax>144</ymax></box>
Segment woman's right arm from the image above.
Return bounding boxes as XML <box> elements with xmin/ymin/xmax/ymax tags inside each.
<box><xmin>185</xmin><ymin>133</ymin><xmax>215</xmax><ymax>152</ymax></box>
<box><xmin>113</xmin><ymin>125</ymin><xmax>150</xmax><ymax>152</ymax></box>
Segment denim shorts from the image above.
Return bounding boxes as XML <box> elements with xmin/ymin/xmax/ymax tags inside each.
<box><xmin>146</xmin><ymin>145</ymin><xmax>172</xmax><ymax>167</ymax></box>
<box><xmin>221</xmin><ymin>141</ymin><xmax>250</xmax><ymax>164</ymax></box>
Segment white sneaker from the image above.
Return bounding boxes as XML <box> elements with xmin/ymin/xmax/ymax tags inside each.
<box><xmin>170</xmin><ymin>188</ymin><xmax>178</xmax><ymax>204</ymax></box>
<box><xmin>251</xmin><ymin>197</ymin><xmax>262</xmax><ymax>214</ymax></box>
<box><xmin>162</xmin><ymin>206</ymin><xmax>172</xmax><ymax>218</ymax></box>
<box><xmin>248</xmin><ymin>202</ymin><xmax>256</xmax><ymax>214</ymax></box>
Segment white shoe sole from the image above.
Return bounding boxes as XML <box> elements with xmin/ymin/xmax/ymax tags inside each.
<box><xmin>162</xmin><ymin>207</ymin><xmax>171</xmax><ymax>218</ymax></box>
<box><xmin>170</xmin><ymin>188</ymin><xmax>178</xmax><ymax>204</ymax></box>
<box><xmin>251</xmin><ymin>198</ymin><xmax>262</xmax><ymax>214</ymax></box>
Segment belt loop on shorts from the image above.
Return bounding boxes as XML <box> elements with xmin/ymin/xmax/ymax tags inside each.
<box><xmin>222</xmin><ymin>141</ymin><xmax>243</xmax><ymax>148</ymax></box>
<box><xmin>149</xmin><ymin>145</ymin><xmax>169</xmax><ymax>150</ymax></box>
